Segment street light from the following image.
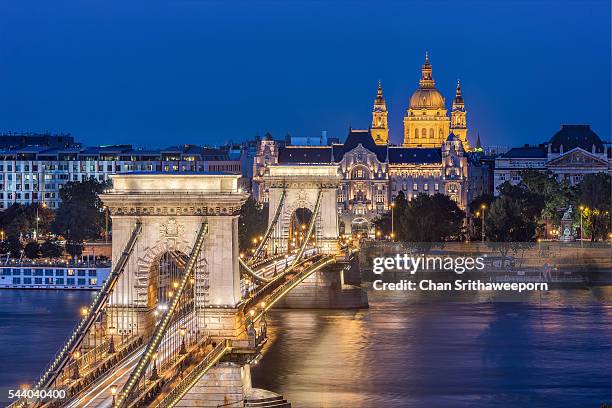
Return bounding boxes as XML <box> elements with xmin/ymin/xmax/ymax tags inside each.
<box><xmin>71</xmin><ymin>351</ymin><xmax>81</xmax><ymax>380</ymax></box>
<box><xmin>103</xmin><ymin>206</ymin><xmax>109</xmax><ymax>244</ymax></box>
<box><xmin>150</xmin><ymin>352</ymin><xmax>160</xmax><ymax>381</ymax></box>
<box><xmin>480</xmin><ymin>204</ymin><xmax>487</xmax><ymax>242</ymax></box>
<box><xmin>110</xmin><ymin>384</ymin><xmax>117</xmax><ymax>405</ymax></box>
<box><xmin>179</xmin><ymin>326</ymin><xmax>187</xmax><ymax>354</ymax></box>
<box><xmin>390</xmin><ymin>202</ymin><xmax>396</xmax><ymax>240</ymax></box>
<box><xmin>108</xmin><ymin>326</ymin><xmax>116</xmax><ymax>354</ymax></box>
<box><xmin>579</xmin><ymin>205</ymin><xmax>587</xmax><ymax>247</ymax></box>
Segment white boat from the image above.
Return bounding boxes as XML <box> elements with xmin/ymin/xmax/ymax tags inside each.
<box><xmin>0</xmin><ymin>263</ymin><xmax>110</xmax><ymax>290</ymax></box>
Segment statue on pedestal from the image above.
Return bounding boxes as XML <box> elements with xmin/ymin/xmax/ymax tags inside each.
<box><xmin>559</xmin><ymin>205</ymin><xmax>575</xmax><ymax>242</ymax></box>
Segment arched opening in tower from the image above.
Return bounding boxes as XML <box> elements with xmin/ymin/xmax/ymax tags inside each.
<box><xmin>288</xmin><ymin>207</ymin><xmax>313</xmax><ymax>251</ymax></box>
<box><xmin>148</xmin><ymin>251</ymin><xmax>188</xmax><ymax>310</ymax></box>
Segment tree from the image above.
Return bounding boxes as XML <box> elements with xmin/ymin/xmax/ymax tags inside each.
<box><xmin>497</xmin><ymin>181</ymin><xmax>545</xmax><ymax>223</ymax></box>
<box><xmin>372</xmin><ymin>212</ymin><xmax>391</xmax><ymax>238</ymax></box>
<box><xmin>485</xmin><ymin>196</ymin><xmax>536</xmax><ymax>261</ymax></box>
<box><xmin>519</xmin><ymin>169</ymin><xmax>573</xmax><ymax>225</ymax></box>
<box><xmin>52</xmin><ymin>178</ymin><xmax>108</xmax><ymax>255</ymax></box>
<box><xmin>24</xmin><ymin>242</ymin><xmax>41</xmax><ymax>259</ymax></box>
<box><xmin>399</xmin><ymin>193</ymin><xmax>465</xmax><ymax>251</ymax></box>
<box><xmin>40</xmin><ymin>240</ymin><xmax>63</xmax><ymax>258</ymax></box>
<box><xmin>5</xmin><ymin>235</ymin><xmax>23</xmax><ymax>259</ymax></box>
<box><xmin>576</xmin><ymin>173</ymin><xmax>611</xmax><ymax>241</ymax></box>
<box><xmin>0</xmin><ymin>203</ymin><xmax>54</xmax><ymax>239</ymax></box>
<box><xmin>468</xmin><ymin>194</ymin><xmax>496</xmax><ymax>240</ymax></box>
<box><xmin>238</xmin><ymin>196</ymin><xmax>269</xmax><ymax>252</ymax></box>
<box><xmin>391</xmin><ymin>191</ymin><xmax>409</xmax><ymax>241</ymax></box>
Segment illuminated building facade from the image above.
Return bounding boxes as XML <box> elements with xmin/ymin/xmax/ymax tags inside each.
<box><xmin>494</xmin><ymin>125</ymin><xmax>612</xmax><ymax>194</ymax></box>
<box><xmin>403</xmin><ymin>53</ymin><xmax>470</xmax><ymax>149</ymax></box>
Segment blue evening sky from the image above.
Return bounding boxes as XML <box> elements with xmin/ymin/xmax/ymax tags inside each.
<box><xmin>0</xmin><ymin>0</ymin><xmax>610</xmax><ymax>148</ymax></box>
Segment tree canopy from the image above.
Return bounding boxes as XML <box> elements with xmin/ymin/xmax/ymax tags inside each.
<box><xmin>51</xmin><ymin>178</ymin><xmax>108</xmax><ymax>256</ymax></box>
<box><xmin>576</xmin><ymin>173</ymin><xmax>611</xmax><ymax>241</ymax></box>
<box><xmin>238</xmin><ymin>196</ymin><xmax>269</xmax><ymax>252</ymax></box>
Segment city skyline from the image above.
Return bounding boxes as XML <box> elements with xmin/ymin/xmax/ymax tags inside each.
<box><xmin>0</xmin><ymin>1</ymin><xmax>610</xmax><ymax>148</ymax></box>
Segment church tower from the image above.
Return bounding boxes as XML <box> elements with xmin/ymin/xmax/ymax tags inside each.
<box><xmin>371</xmin><ymin>81</ymin><xmax>389</xmax><ymax>145</ymax></box>
<box><xmin>450</xmin><ymin>79</ymin><xmax>469</xmax><ymax>148</ymax></box>
<box><xmin>403</xmin><ymin>52</ymin><xmax>450</xmax><ymax>147</ymax></box>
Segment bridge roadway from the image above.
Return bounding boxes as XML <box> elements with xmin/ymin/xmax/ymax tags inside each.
<box><xmin>63</xmin><ymin>312</ymin><xmax>195</xmax><ymax>408</ymax></box>
<box><xmin>60</xmin><ymin>251</ymin><xmax>311</xmax><ymax>408</ymax></box>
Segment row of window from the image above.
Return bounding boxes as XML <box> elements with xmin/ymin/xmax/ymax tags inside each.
<box><xmin>413</xmin><ymin>128</ymin><xmax>443</xmax><ymax>139</ymax></box>
<box><xmin>392</xmin><ymin>182</ymin><xmax>440</xmax><ymax>191</ymax></box>
<box><xmin>0</xmin><ymin>268</ymin><xmax>98</xmax><ymax>277</ymax></box>
<box><xmin>8</xmin><ymin>277</ymin><xmax>97</xmax><ymax>285</ymax></box>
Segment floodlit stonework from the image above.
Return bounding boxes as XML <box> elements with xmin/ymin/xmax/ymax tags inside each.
<box><xmin>101</xmin><ymin>173</ymin><xmax>249</xmax><ymax>336</ymax></box>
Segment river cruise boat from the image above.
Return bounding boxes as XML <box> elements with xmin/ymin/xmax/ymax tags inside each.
<box><xmin>0</xmin><ymin>261</ymin><xmax>110</xmax><ymax>290</ymax></box>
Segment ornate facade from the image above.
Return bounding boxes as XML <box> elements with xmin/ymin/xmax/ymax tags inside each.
<box><xmin>253</xmin><ymin>129</ymin><xmax>490</xmax><ymax>234</ymax></box>
<box><xmin>494</xmin><ymin>125</ymin><xmax>612</xmax><ymax>194</ymax></box>
<box><xmin>402</xmin><ymin>53</ymin><xmax>470</xmax><ymax>148</ymax></box>
<box><xmin>371</xmin><ymin>82</ymin><xmax>389</xmax><ymax>145</ymax></box>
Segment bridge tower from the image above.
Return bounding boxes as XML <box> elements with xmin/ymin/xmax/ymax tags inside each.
<box><xmin>264</xmin><ymin>164</ymin><xmax>341</xmax><ymax>255</ymax></box>
<box><xmin>101</xmin><ymin>173</ymin><xmax>249</xmax><ymax>339</ymax></box>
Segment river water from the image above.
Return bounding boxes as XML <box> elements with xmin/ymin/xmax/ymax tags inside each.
<box><xmin>0</xmin><ymin>289</ymin><xmax>610</xmax><ymax>407</ymax></box>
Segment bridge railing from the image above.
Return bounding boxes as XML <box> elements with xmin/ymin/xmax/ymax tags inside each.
<box><xmin>153</xmin><ymin>339</ymin><xmax>233</xmax><ymax>408</ymax></box>
<box><xmin>248</xmin><ymin>190</ymin><xmax>286</xmax><ymax>264</ymax></box>
<box><xmin>248</xmin><ymin>255</ymin><xmax>335</xmax><ymax>322</ymax></box>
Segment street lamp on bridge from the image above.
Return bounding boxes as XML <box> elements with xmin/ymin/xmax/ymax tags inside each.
<box><xmin>110</xmin><ymin>384</ymin><xmax>117</xmax><ymax>405</ymax></box>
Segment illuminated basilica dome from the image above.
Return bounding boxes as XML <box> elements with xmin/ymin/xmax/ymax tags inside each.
<box><xmin>409</xmin><ymin>87</ymin><xmax>446</xmax><ymax>109</ymax></box>
<box><xmin>408</xmin><ymin>52</ymin><xmax>445</xmax><ymax>109</ymax></box>
<box><xmin>403</xmin><ymin>52</ymin><xmax>453</xmax><ymax>148</ymax></box>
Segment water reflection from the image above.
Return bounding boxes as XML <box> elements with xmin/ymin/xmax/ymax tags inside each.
<box><xmin>253</xmin><ymin>289</ymin><xmax>612</xmax><ymax>408</ymax></box>
<box><xmin>0</xmin><ymin>289</ymin><xmax>610</xmax><ymax>407</ymax></box>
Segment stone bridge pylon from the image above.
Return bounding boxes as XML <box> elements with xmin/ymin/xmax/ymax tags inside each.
<box><xmin>264</xmin><ymin>164</ymin><xmax>341</xmax><ymax>255</ymax></box>
<box><xmin>101</xmin><ymin>173</ymin><xmax>249</xmax><ymax>338</ymax></box>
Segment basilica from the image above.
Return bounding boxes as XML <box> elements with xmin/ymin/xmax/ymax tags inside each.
<box><xmin>253</xmin><ymin>53</ymin><xmax>491</xmax><ymax>235</ymax></box>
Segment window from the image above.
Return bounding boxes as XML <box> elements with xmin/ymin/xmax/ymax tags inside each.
<box><xmin>23</xmin><ymin>277</ymin><xmax>32</xmax><ymax>284</ymax></box>
<box><xmin>90</xmin><ymin>278</ymin><xmax>98</xmax><ymax>285</ymax></box>
<box><xmin>434</xmin><ymin>183</ymin><xmax>439</xmax><ymax>191</ymax></box>
<box><xmin>44</xmin><ymin>269</ymin><xmax>54</xmax><ymax>276</ymax></box>
<box><xmin>414</xmin><ymin>128</ymin><xmax>418</xmax><ymax>139</ymax></box>
<box><xmin>78</xmin><ymin>278</ymin><xmax>86</xmax><ymax>285</ymax></box>
<box><xmin>34</xmin><ymin>270</ymin><xmax>43</xmax><ymax>276</ymax></box>
<box><xmin>413</xmin><ymin>183</ymin><xmax>418</xmax><ymax>191</ymax></box>
<box><xmin>56</xmin><ymin>278</ymin><xmax>64</xmax><ymax>285</ymax></box>
<box><xmin>424</xmin><ymin>183</ymin><xmax>429</xmax><ymax>191</ymax></box>
<box><xmin>429</xmin><ymin>128</ymin><xmax>434</xmax><ymax>138</ymax></box>
<box><xmin>67</xmin><ymin>269</ymin><xmax>74</xmax><ymax>276</ymax></box>
<box><xmin>2</xmin><ymin>269</ymin><xmax>13</xmax><ymax>276</ymax></box>
<box><xmin>34</xmin><ymin>278</ymin><xmax>43</xmax><ymax>284</ymax></box>
<box><xmin>12</xmin><ymin>268</ymin><xmax>21</xmax><ymax>275</ymax></box>
<box><xmin>45</xmin><ymin>278</ymin><xmax>53</xmax><ymax>284</ymax></box>
<box><xmin>67</xmin><ymin>278</ymin><xmax>75</xmax><ymax>285</ymax></box>
<box><xmin>88</xmin><ymin>269</ymin><xmax>97</xmax><ymax>277</ymax></box>
<box><xmin>421</xmin><ymin>129</ymin><xmax>427</xmax><ymax>138</ymax></box>
<box><xmin>12</xmin><ymin>277</ymin><xmax>21</xmax><ymax>284</ymax></box>
<box><xmin>77</xmin><ymin>270</ymin><xmax>86</xmax><ymax>277</ymax></box>
<box><xmin>55</xmin><ymin>269</ymin><xmax>64</xmax><ymax>276</ymax></box>
<box><xmin>22</xmin><ymin>269</ymin><xmax>31</xmax><ymax>276</ymax></box>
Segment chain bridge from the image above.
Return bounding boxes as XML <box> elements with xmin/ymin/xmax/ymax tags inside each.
<box><xmin>10</xmin><ymin>166</ymin><xmax>364</xmax><ymax>408</ymax></box>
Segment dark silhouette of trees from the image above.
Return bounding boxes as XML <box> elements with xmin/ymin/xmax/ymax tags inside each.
<box><xmin>238</xmin><ymin>196</ymin><xmax>268</xmax><ymax>252</ymax></box>
<box><xmin>576</xmin><ymin>173</ymin><xmax>611</xmax><ymax>241</ymax></box>
<box><xmin>52</xmin><ymin>178</ymin><xmax>109</xmax><ymax>257</ymax></box>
